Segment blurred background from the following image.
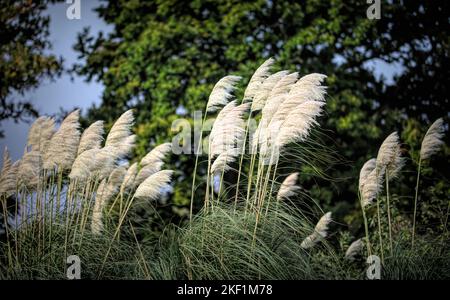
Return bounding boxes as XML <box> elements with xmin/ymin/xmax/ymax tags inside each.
<box><xmin>1</xmin><ymin>0</ymin><xmax>448</xmax><ymax>232</ymax></box>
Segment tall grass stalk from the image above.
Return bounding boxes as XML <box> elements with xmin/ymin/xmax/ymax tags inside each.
<box><xmin>412</xmin><ymin>158</ymin><xmax>421</xmax><ymax>247</ymax></box>
<box><xmin>234</xmin><ymin>112</ymin><xmax>253</xmax><ymax>209</ymax></box>
<box><xmin>376</xmin><ymin>189</ymin><xmax>385</xmax><ymax>263</ymax></box>
<box><xmin>385</xmin><ymin>170</ymin><xmax>393</xmax><ymax>251</ymax></box>
<box><xmin>190</xmin><ymin>112</ymin><xmax>208</xmax><ymax>223</ymax></box>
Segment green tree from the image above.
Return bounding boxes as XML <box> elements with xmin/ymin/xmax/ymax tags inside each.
<box><xmin>73</xmin><ymin>0</ymin><xmax>449</xmax><ymax>228</ymax></box>
<box><xmin>0</xmin><ymin>0</ymin><xmax>63</xmax><ymax>137</ymax></box>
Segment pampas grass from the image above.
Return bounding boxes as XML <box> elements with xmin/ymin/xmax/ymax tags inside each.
<box><xmin>120</xmin><ymin>162</ymin><xmax>138</xmax><ymax>193</ymax></box>
<box><xmin>420</xmin><ymin>118</ymin><xmax>445</xmax><ymax>160</ymax></box>
<box><xmin>209</xmin><ymin>101</ymin><xmax>250</xmax><ymax>157</ymax></box>
<box><xmin>359</xmin><ymin>158</ymin><xmax>379</xmax><ymax>256</ymax></box>
<box><xmin>17</xmin><ymin>149</ymin><xmax>42</xmax><ymax>189</ymax></box>
<box><xmin>0</xmin><ymin>108</ymin><xmax>176</xmax><ymax>279</ymax></box>
<box><xmin>210</xmin><ymin>149</ymin><xmax>239</xmax><ymax>175</ymax></box>
<box><xmin>91</xmin><ymin>166</ymin><xmax>126</xmax><ymax>235</ymax></box>
<box><xmin>27</xmin><ymin>116</ymin><xmax>55</xmax><ymax>152</ymax></box>
<box><xmin>376</xmin><ymin>132</ymin><xmax>401</xmax><ymax>174</ymax></box>
<box><xmin>191</xmin><ymin>75</ymin><xmax>241</xmax><ymax>221</ymax></box>
<box><xmin>134</xmin><ymin>162</ymin><xmax>164</xmax><ymax>186</ymax></box>
<box><xmin>105</xmin><ymin>110</ymin><xmax>134</xmax><ymax>147</ymax></box>
<box><xmin>413</xmin><ymin>118</ymin><xmax>445</xmax><ymax>247</ymax></box>
<box><xmin>134</xmin><ymin>170</ymin><xmax>174</xmax><ymax>201</ymax></box>
<box><xmin>376</xmin><ymin>132</ymin><xmax>404</xmax><ymax>252</ymax></box>
<box><xmin>267</xmin><ymin>72</ymin><xmax>299</xmax><ymax>99</ymax></box>
<box><xmin>301</xmin><ymin>212</ymin><xmax>332</xmax><ymax>249</ymax></box>
<box><xmin>345</xmin><ymin>238</ymin><xmax>363</xmax><ymax>261</ymax></box>
<box><xmin>275</xmin><ymin>100</ymin><xmax>326</xmax><ymax>150</ymax></box>
<box><xmin>251</xmin><ymin>71</ymin><xmax>289</xmax><ymax>111</ymax></box>
<box><xmin>0</xmin><ymin>58</ymin><xmax>447</xmax><ymax>280</ymax></box>
<box><xmin>276</xmin><ymin>172</ymin><xmax>300</xmax><ymax>202</ymax></box>
<box><xmin>206</xmin><ymin>75</ymin><xmax>242</xmax><ymax>113</ymax></box>
<box><xmin>141</xmin><ymin>143</ymin><xmax>172</xmax><ymax>166</ymax></box>
<box><xmin>77</xmin><ymin>120</ymin><xmax>104</xmax><ymax>155</ymax></box>
<box><xmin>0</xmin><ymin>148</ymin><xmax>17</xmax><ymax>196</ymax></box>
<box><xmin>243</xmin><ymin>58</ymin><xmax>274</xmax><ymax>102</ymax></box>
<box><xmin>359</xmin><ymin>158</ymin><xmax>378</xmax><ymax>208</ymax></box>
<box><xmin>43</xmin><ymin>109</ymin><xmax>81</xmax><ymax>170</ymax></box>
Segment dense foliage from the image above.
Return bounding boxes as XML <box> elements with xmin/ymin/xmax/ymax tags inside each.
<box><xmin>0</xmin><ymin>0</ymin><xmax>63</xmax><ymax>137</ymax></box>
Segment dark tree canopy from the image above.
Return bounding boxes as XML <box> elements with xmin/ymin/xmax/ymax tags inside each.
<box><xmin>73</xmin><ymin>0</ymin><xmax>449</xmax><ymax>224</ymax></box>
<box><xmin>0</xmin><ymin>0</ymin><xmax>63</xmax><ymax>137</ymax></box>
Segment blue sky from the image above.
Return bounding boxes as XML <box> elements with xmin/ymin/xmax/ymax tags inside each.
<box><xmin>0</xmin><ymin>0</ymin><xmax>404</xmax><ymax>163</ymax></box>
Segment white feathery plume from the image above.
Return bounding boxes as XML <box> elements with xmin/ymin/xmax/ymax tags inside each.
<box><xmin>206</xmin><ymin>75</ymin><xmax>242</xmax><ymax>113</ymax></box>
<box><xmin>361</xmin><ymin>168</ymin><xmax>381</xmax><ymax>208</ymax></box>
<box><xmin>91</xmin><ymin>166</ymin><xmax>126</xmax><ymax>234</ymax></box>
<box><xmin>376</xmin><ymin>132</ymin><xmax>404</xmax><ymax>178</ymax></box>
<box><xmin>313</xmin><ymin>211</ymin><xmax>332</xmax><ymax>238</ymax></box>
<box><xmin>77</xmin><ymin>120</ymin><xmax>104</xmax><ymax>155</ymax></box>
<box><xmin>260</xmin><ymin>94</ymin><xmax>288</xmax><ymax>126</ymax></box>
<box><xmin>255</xmin><ymin>73</ymin><xmax>327</xmax><ymax>158</ymax></box>
<box><xmin>2</xmin><ymin>161</ymin><xmax>19</xmax><ymax>196</ymax></box>
<box><xmin>1</xmin><ymin>147</ymin><xmax>12</xmax><ymax>177</ymax></box>
<box><xmin>251</xmin><ymin>72</ymin><xmax>299</xmax><ymax>147</ymax></box>
<box><xmin>420</xmin><ymin>118</ymin><xmax>445</xmax><ymax>160</ymax></box>
<box><xmin>251</xmin><ymin>93</ymin><xmax>287</xmax><ymax>153</ymax></box>
<box><xmin>345</xmin><ymin>238</ymin><xmax>364</xmax><ymax>261</ymax></box>
<box><xmin>100</xmin><ymin>165</ymin><xmax>126</xmax><ymax>201</ymax></box>
<box><xmin>299</xmin><ymin>233</ymin><xmax>319</xmax><ymax>249</ymax></box>
<box><xmin>69</xmin><ymin>148</ymin><xmax>98</xmax><ymax>180</ymax></box>
<box><xmin>134</xmin><ymin>170</ymin><xmax>174</xmax><ymax>201</ymax></box>
<box><xmin>69</xmin><ymin>146</ymin><xmax>115</xmax><ymax>181</ymax></box>
<box><xmin>270</xmin><ymin>76</ymin><xmax>327</xmax><ymax>127</ymax></box>
<box><xmin>275</xmin><ymin>100</ymin><xmax>325</xmax><ymax>149</ymax></box>
<box><xmin>141</xmin><ymin>143</ymin><xmax>172</xmax><ymax>166</ymax></box>
<box><xmin>359</xmin><ymin>158</ymin><xmax>380</xmax><ymax>208</ymax></box>
<box><xmin>105</xmin><ymin>109</ymin><xmax>134</xmax><ymax>148</ymax></box>
<box><xmin>267</xmin><ymin>72</ymin><xmax>299</xmax><ymax>99</ymax></box>
<box><xmin>243</xmin><ymin>58</ymin><xmax>275</xmax><ymax>102</ymax></box>
<box><xmin>276</xmin><ymin>172</ymin><xmax>300</xmax><ymax>201</ymax></box>
<box><xmin>359</xmin><ymin>158</ymin><xmax>377</xmax><ymax>193</ymax></box>
<box><xmin>18</xmin><ymin>150</ymin><xmax>42</xmax><ymax>188</ymax></box>
<box><xmin>95</xmin><ymin>146</ymin><xmax>118</xmax><ymax>179</ymax></box>
<box><xmin>91</xmin><ymin>179</ymin><xmax>107</xmax><ymax>235</ymax></box>
<box><xmin>113</xmin><ymin>134</ymin><xmax>136</xmax><ymax>158</ymax></box>
<box><xmin>134</xmin><ymin>161</ymin><xmax>164</xmax><ymax>187</ymax></box>
<box><xmin>209</xmin><ymin>101</ymin><xmax>250</xmax><ymax>157</ymax></box>
<box><xmin>120</xmin><ymin>162</ymin><xmax>138</xmax><ymax>193</ymax></box>
<box><xmin>376</xmin><ymin>132</ymin><xmax>399</xmax><ymax>169</ymax></box>
<box><xmin>251</xmin><ymin>71</ymin><xmax>289</xmax><ymax>112</ymax></box>
<box><xmin>390</xmin><ymin>142</ymin><xmax>404</xmax><ymax>178</ymax></box>
<box><xmin>27</xmin><ymin>116</ymin><xmax>55</xmax><ymax>152</ymax></box>
<box><xmin>301</xmin><ymin>212</ymin><xmax>332</xmax><ymax>249</ymax></box>
<box><xmin>43</xmin><ymin>110</ymin><xmax>81</xmax><ymax>170</ymax></box>
<box><xmin>210</xmin><ymin>148</ymin><xmax>239</xmax><ymax>175</ymax></box>
<box><xmin>0</xmin><ymin>148</ymin><xmax>18</xmax><ymax>196</ymax></box>
<box><xmin>295</xmin><ymin>73</ymin><xmax>327</xmax><ymax>87</ymax></box>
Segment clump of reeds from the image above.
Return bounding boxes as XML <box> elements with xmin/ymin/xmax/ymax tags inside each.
<box><xmin>356</xmin><ymin>118</ymin><xmax>446</xmax><ymax>265</ymax></box>
<box><xmin>412</xmin><ymin>118</ymin><xmax>445</xmax><ymax>246</ymax></box>
<box><xmin>0</xmin><ymin>108</ymin><xmax>175</xmax><ymax>278</ymax></box>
